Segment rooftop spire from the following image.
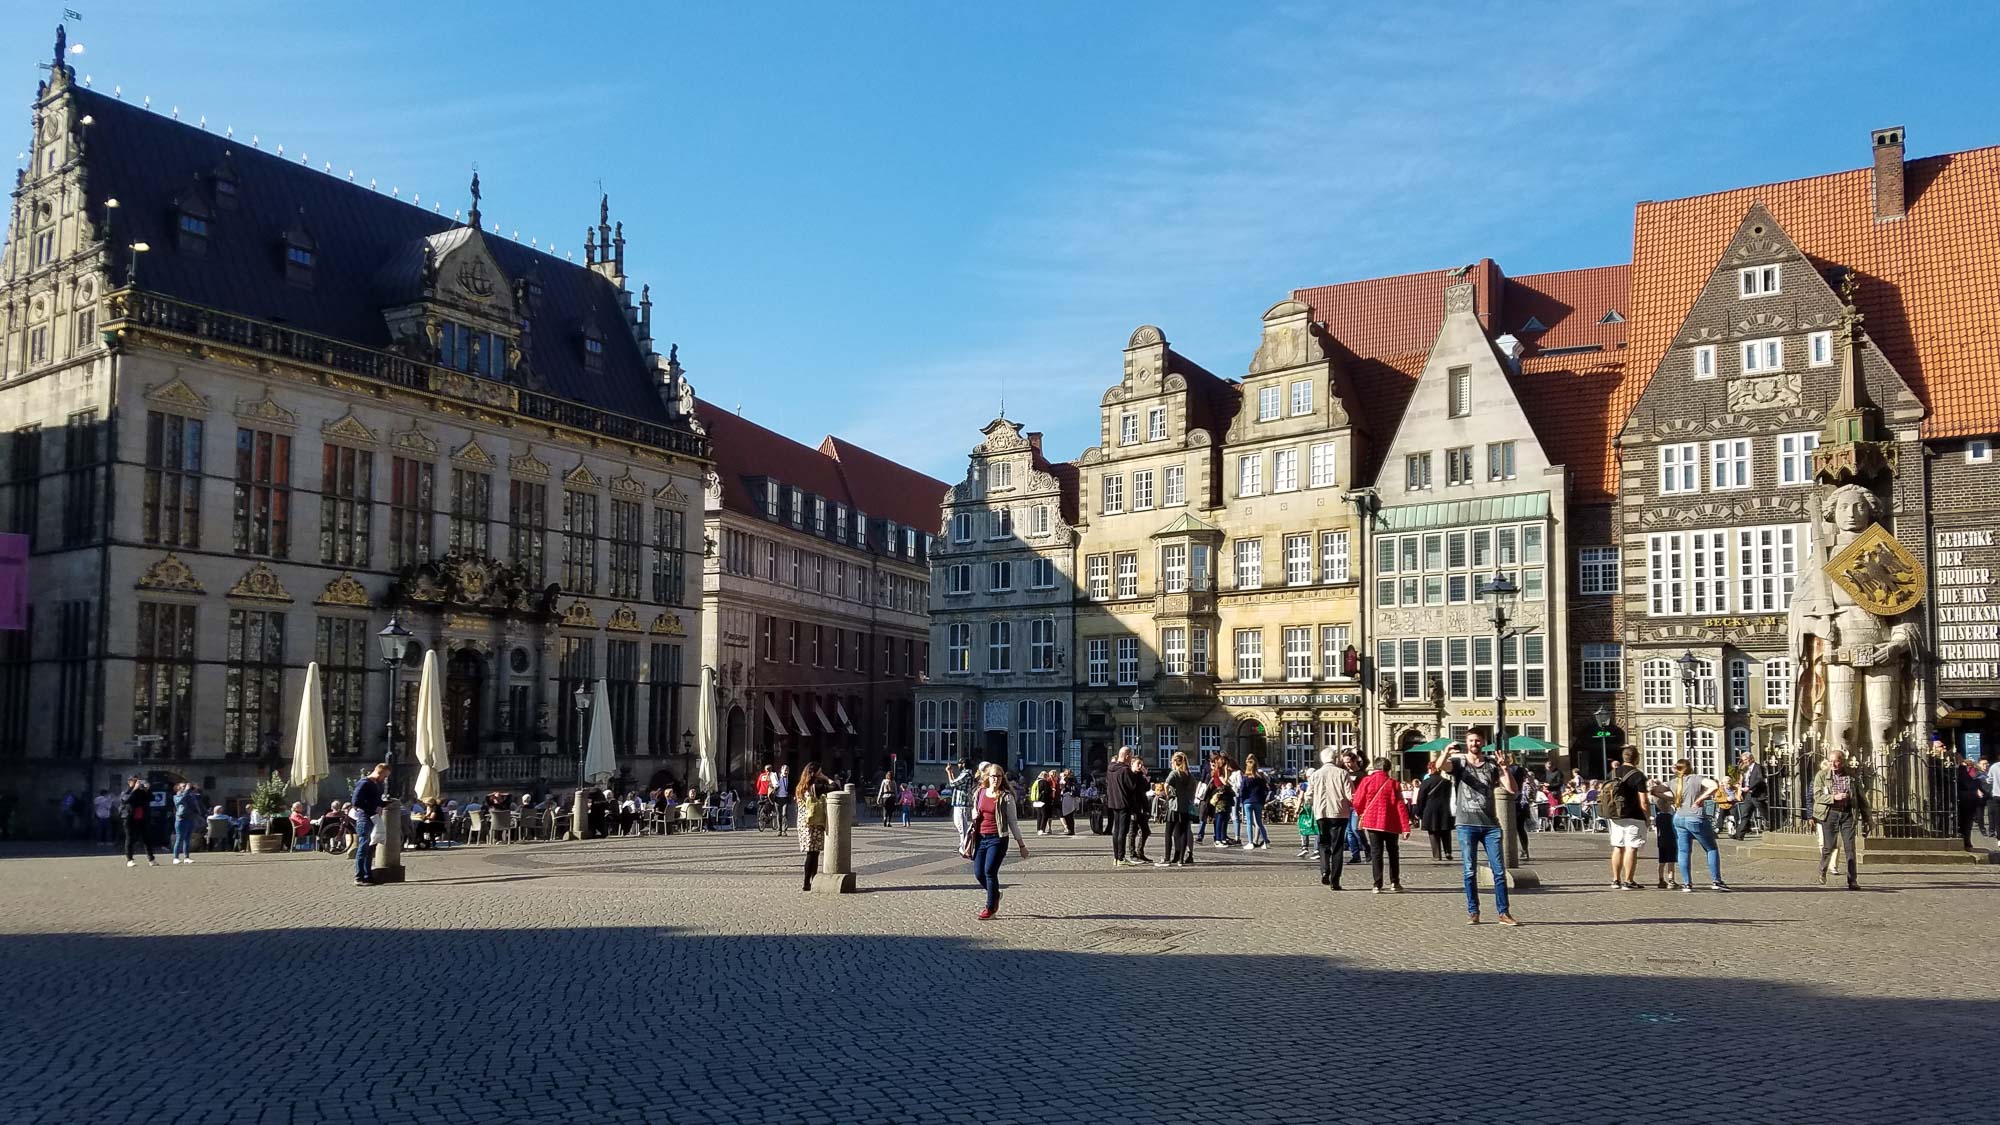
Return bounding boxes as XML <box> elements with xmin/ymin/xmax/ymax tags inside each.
<box><xmin>468</xmin><ymin>169</ymin><xmax>482</xmax><ymax>229</ymax></box>
<box><xmin>54</xmin><ymin>24</ymin><xmax>66</xmax><ymax>70</ymax></box>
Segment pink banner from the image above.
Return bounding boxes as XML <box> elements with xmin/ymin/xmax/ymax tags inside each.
<box><xmin>0</xmin><ymin>533</ymin><xmax>25</xmax><ymax>631</ymax></box>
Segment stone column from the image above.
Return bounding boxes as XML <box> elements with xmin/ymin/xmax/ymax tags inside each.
<box><xmin>571</xmin><ymin>788</ymin><xmax>588</xmax><ymax>841</ymax></box>
<box><xmin>371</xmin><ymin>798</ymin><xmax>406</xmax><ymax>883</ymax></box>
<box><xmin>815</xmin><ymin>783</ymin><xmax>858</xmax><ymax>893</ymax></box>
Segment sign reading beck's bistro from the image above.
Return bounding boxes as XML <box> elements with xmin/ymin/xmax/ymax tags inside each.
<box><xmin>1935</xmin><ymin>529</ymin><xmax>2000</xmax><ymax>686</ymax></box>
<box><xmin>1219</xmin><ymin>691</ymin><xmax>1361</xmax><ymax>709</ymax></box>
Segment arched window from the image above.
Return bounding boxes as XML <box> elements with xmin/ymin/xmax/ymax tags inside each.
<box><xmin>1642</xmin><ymin>728</ymin><xmax>1678</xmax><ymax>778</ymax></box>
<box><xmin>1043</xmin><ymin>699</ymin><xmax>1064</xmax><ymax>766</ymax></box>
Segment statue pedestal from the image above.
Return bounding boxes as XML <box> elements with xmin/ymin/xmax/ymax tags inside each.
<box><xmin>1742</xmin><ymin>832</ymin><xmax>1996</xmax><ymax>867</ymax></box>
<box><xmin>370</xmin><ymin>798</ymin><xmax>406</xmax><ymax>884</ymax></box>
<box><xmin>815</xmin><ymin>785</ymin><xmax>858</xmax><ymax>893</ymax></box>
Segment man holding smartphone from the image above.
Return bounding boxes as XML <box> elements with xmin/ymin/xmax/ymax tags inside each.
<box><xmin>1438</xmin><ymin>732</ymin><xmax>1519</xmax><ymax>926</ymax></box>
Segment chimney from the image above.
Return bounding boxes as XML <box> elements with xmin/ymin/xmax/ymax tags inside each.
<box><xmin>1871</xmin><ymin>126</ymin><xmax>1906</xmax><ymax>221</ymax></box>
<box><xmin>1026</xmin><ymin>432</ymin><xmax>1044</xmax><ymax>454</ymax></box>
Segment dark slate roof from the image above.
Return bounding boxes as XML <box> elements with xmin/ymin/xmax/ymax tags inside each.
<box><xmin>67</xmin><ymin>84</ymin><xmax>672</xmax><ymax>424</ymax></box>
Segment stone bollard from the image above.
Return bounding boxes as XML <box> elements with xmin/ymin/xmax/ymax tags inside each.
<box><xmin>571</xmin><ymin>788</ymin><xmax>589</xmax><ymax>841</ymax></box>
<box><xmin>816</xmin><ymin>784</ymin><xmax>858</xmax><ymax>893</ymax></box>
<box><xmin>371</xmin><ymin>798</ymin><xmax>406</xmax><ymax>884</ymax></box>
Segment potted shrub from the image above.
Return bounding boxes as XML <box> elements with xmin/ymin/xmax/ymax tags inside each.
<box><xmin>248</xmin><ymin>772</ymin><xmax>291</xmax><ymax>854</ymax></box>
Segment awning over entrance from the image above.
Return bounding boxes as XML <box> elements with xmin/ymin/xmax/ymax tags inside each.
<box><xmin>812</xmin><ymin>701</ymin><xmax>837</xmax><ymax>735</ymax></box>
<box><xmin>1502</xmin><ymin>734</ymin><xmax>1561</xmax><ymax>755</ymax></box>
<box><xmin>1405</xmin><ymin>737</ymin><xmax>1454</xmax><ymax>756</ymax></box>
<box><xmin>789</xmin><ymin>700</ymin><xmax>813</xmax><ymax>739</ymax></box>
<box><xmin>761</xmin><ymin>697</ymin><xmax>787</xmax><ymax>738</ymax></box>
<box><xmin>834</xmin><ymin>698</ymin><xmax>858</xmax><ymax>735</ymax></box>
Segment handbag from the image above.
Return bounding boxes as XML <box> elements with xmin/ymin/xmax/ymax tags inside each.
<box><xmin>1194</xmin><ymin>781</ymin><xmax>1210</xmax><ymax>803</ymax></box>
<box><xmin>1297</xmin><ymin>809</ymin><xmax>1318</xmax><ymax>836</ymax></box>
<box><xmin>958</xmin><ymin>824</ymin><xmax>978</xmax><ymax>859</ymax></box>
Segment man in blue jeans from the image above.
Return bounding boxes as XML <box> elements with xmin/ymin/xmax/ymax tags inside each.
<box><xmin>1438</xmin><ymin>732</ymin><xmax>1520</xmax><ymax>926</ymax></box>
<box><xmin>351</xmin><ymin>762</ymin><xmax>391</xmax><ymax>887</ymax></box>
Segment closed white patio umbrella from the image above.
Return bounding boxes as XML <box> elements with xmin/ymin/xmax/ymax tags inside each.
<box><xmin>412</xmin><ymin>649</ymin><xmax>450</xmax><ymax>803</ymax></box>
<box><xmin>696</xmin><ymin>665</ymin><xmax>718</xmax><ymax>791</ymax></box>
<box><xmin>290</xmin><ymin>661</ymin><xmax>330</xmax><ymax>808</ymax></box>
<box><xmin>582</xmin><ymin>677</ymin><xmax>617</xmax><ymax>786</ymax></box>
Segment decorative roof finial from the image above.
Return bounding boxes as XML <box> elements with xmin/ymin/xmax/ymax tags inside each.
<box><xmin>468</xmin><ymin>168</ymin><xmax>482</xmax><ymax>229</ymax></box>
<box><xmin>54</xmin><ymin>25</ymin><xmax>66</xmax><ymax>70</ymax></box>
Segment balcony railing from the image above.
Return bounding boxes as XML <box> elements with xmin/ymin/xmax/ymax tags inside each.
<box><xmin>109</xmin><ymin>289</ymin><xmax>710</xmax><ymax>461</ymax></box>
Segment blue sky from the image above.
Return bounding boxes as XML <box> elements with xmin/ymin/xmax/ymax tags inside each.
<box><xmin>10</xmin><ymin>2</ymin><xmax>2000</xmax><ymax>480</ymax></box>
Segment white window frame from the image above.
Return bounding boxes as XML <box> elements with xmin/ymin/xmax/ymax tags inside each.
<box><xmin>1319</xmin><ymin>530</ymin><xmax>1350</xmax><ymax>584</ymax></box>
<box><xmin>1283</xmin><ymin>626</ymin><xmax>1313</xmax><ymax>683</ymax></box>
<box><xmin>1086</xmin><ymin>554</ymin><xmax>1110</xmax><ymax>600</ymax></box>
<box><xmin>1779</xmin><ymin>432</ymin><xmax>1819</xmax><ymax>486</ymax></box>
<box><xmin>1659</xmin><ymin>443</ymin><xmax>1697</xmax><ymax>495</ymax></box>
<box><xmin>947</xmin><ymin>624</ymin><xmax>972</xmax><ymax>674</ymax></box>
<box><xmin>1709</xmin><ymin>438</ymin><xmax>1751</xmax><ymax>492</ymax></box>
<box><xmin>1115</xmin><ymin>636</ymin><xmax>1139</xmax><ymax>686</ymax></box>
<box><xmin>1101</xmin><ymin>473</ymin><xmax>1124</xmax><ymax>515</ymax></box>
<box><xmin>1738</xmin><ymin>264</ymin><xmax>1781</xmax><ymax>297</ymax></box>
<box><xmin>1578</xmin><ymin>546</ymin><xmax>1620</xmax><ymax>596</ymax></box>
<box><xmin>1146</xmin><ymin>407</ymin><xmax>1167</xmax><ymax>442</ymax></box>
<box><xmin>1031</xmin><ymin>558</ymin><xmax>1055</xmax><ymax>589</ymax></box>
<box><xmin>1029</xmin><ymin>618</ymin><xmax>1055</xmax><ymax>672</ymax></box>
<box><xmin>1234</xmin><ymin>539</ymin><xmax>1262</xmax><ymax>590</ymax></box>
<box><xmin>1273</xmin><ymin>449</ymin><xmax>1298</xmax><ymax>492</ymax></box>
<box><xmin>1284</xmin><ymin>533</ymin><xmax>1312</xmax><ymax>587</ymax></box>
<box><xmin>1405</xmin><ymin>452</ymin><xmax>1432</xmax><ymax>492</ymax></box>
<box><xmin>1581</xmin><ymin>643</ymin><xmax>1622</xmax><ymax>692</ymax></box>
<box><xmin>1289</xmin><ymin>380</ymin><xmax>1312</xmax><ymax>416</ymax></box>
<box><xmin>988</xmin><ymin>621</ymin><xmax>1012</xmax><ymax>673</ymax></box>
<box><xmin>1114</xmin><ymin>552</ymin><xmax>1139</xmax><ymax>599</ymax></box>
<box><xmin>1161</xmin><ymin>543</ymin><xmax>1188</xmax><ymax>593</ymax></box>
<box><xmin>1693</xmin><ymin>345</ymin><xmax>1716</xmax><ymax>380</ymax></box>
<box><xmin>988</xmin><ymin>560</ymin><xmax>1012</xmax><ymax>592</ymax></box>
<box><xmin>1487</xmin><ymin>441</ymin><xmax>1516</xmax><ymax>482</ymax></box>
<box><xmin>1162</xmin><ymin>627</ymin><xmax>1188</xmax><ymax>676</ymax></box>
<box><xmin>1741</xmin><ymin>337</ymin><xmax>1783</xmax><ymax>374</ymax></box>
<box><xmin>1969</xmin><ymin>439</ymin><xmax>1993</xmax><ymax>465</ymax></box>
<box><xmin>1029</xmin><ymin>505</ymin><xmax>1051</xmax><ymax>537</ymax></box>
<box><xmin>1086</xmin><ymin>638</ymin><xmax>1110</xmax><ymax>687</ymax></box>
<box><xmin>1237</xmin><ymin>455</ymin><xmax>1263</xmax><ymax>497</ymax></box>
<box><xmin>1308</xmin><ymin>441</ymin><xmax>1336</xmax><ymax>488</ymax></box>
<box><xmin>1131</xmin><ymin>470</ymin><xmax>1155</xmax><ymax>511</ymax></box>
<box><xmin>1190</xmin><ymin>627</ymin><xmax>1210</xmax><ymax>676</ymax></box>
<box><xmin>1163</xmin><ymin>465</ymin><xmax>1186</xmax><ymax>506</ymax></box>
<box><xmin>1321</xmin><ymin>625</ymin><xmax>1350</xmax><ymax>679</ymax></box>
<box><xmin>1234</xmin><ymin>629</ymin><xmax>1264</xmax><ymax>683</ymax></box>
<box><xmin>1763</xmin><ymin>657</ymin><xmax>1793</xmax><ymax>711</ymax></box>
<box><xmin>1641</xmin><ymin>659</ymin><xmax>1675</xmax><ymax>708</ymax></box>
<box><xmin>1809</xmin><ymin>330</ymin><xmax>1833</xmax><ymax>368</ymax></box>
<box><xmin>1257</xmin><ymin>384</ymin><xmax>1281</xmax><ymax>422</ymax></box>
<box><xmin>1736</xmin><ymin>524</ymin><xmax>1801</xmax><ymax>613</ymax></box>
<box><xmin>1728</xmin><ymin>657</ymin><xmax>1749</xmax><ymax>712</ymax></box>
<box><xmin>1119</xmin><ymin>413</ymin><xmax>1139</xmax><ymax>446</ymax></box>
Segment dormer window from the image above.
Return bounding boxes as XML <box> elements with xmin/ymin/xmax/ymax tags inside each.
<box><xmin>581</xmin><ymin>327</ymin><xmax>605</xmax><ymax>372</ymax></box>
<box><xmin>214</xmin><ymin>178</ymin><xmax>238</xmax><ymax>208</ymax></box>
<box><xmin>281</xmin><ymin>211</ymin><xmax>317</xmax><ymax>289</ymax></box>
<box><xmin>1738</xmin><ymin>265</ymin><xmax>1781</xmax><ymax>298</ymax></box>
<box><xmin>210</xmin><ymin>153</ymin><xmax>241</xmax><ymax>211</ymax></box>
<box><xmin>439</xmin><ymin>319</ymin><xmax>509</xmax><ymax>378</ymax></box>
<box><xmin>177</xmin><ymin>212</ymin><xmax>209</xmax><ymax>256</ymax></box>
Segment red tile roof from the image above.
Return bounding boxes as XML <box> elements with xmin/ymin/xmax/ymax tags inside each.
<box><xmin>1294</xmin><ymin>262</ymin><xmax>1632</xmax><ymax>501</ymax></box>
<box><xmin>818</xmin><ymin>436</ymin><xmax>953</xmax><ymax>531</ymax></box>
<box><xmin>1627</xmin><ymin>144</ymin><xmax>2000</xmax><ymax>441</ymax></box>
<box><xmin>694</xmin><ymin>400</ymin><xmax>948</xmax><ymax>532</ymax></box>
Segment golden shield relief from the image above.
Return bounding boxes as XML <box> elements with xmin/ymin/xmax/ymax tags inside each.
<box><xmin>1826</xmin><ymin>523</ymin><xmax>1926</xmax><ymax>616</ymax></box>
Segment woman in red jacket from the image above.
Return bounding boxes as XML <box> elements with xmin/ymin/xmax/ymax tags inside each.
<box><xmin>1350</xmin><ymin>757</ymin><xmax>1410</xmax><ymax>893</ymax></box>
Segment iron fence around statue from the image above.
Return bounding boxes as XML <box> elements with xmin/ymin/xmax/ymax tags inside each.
<box><xmin>1760</xmin><ymin>745</ymin><xmax>1956</xmax><ymax>839</ymax></box>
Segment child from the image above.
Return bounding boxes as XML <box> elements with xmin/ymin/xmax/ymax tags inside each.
<box><xmin>1650</xmin><ymin>780</ymin><xmax>1679</xmax><ymax>889</ymax></box>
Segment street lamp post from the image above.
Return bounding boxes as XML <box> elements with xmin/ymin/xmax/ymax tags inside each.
<box><xmin>1678</xmin><ymin>650</ymin><xmax>1701</xmax><ymax>772</ymax></box>
<box><xmin>375</xmin><ymin>614</ymin><xmax>412</xmax><ymax>793</ymax></box>
<box><xmin>126</xmin><ymin>240</ymin><xmax>148</xmax><ymax>288</ymax></box>
<box><xmin>681</xmin><ymin>728</ymin><xmax>695</xmax><ymax>790</ymax></box>
<box><xmin>572</xmin><ymin>681</ymin><xmax>593</xmax><ymax>787</ymax></box>
<box><xmin>1593</xmin><ymin>702</ymin><xmax>1614</xmax><ymax>779</ymax></box>
<box><xmin>1481</xmin><ymin>570</ymin><xmax>1522</xmax><ymax>868</ymax></box>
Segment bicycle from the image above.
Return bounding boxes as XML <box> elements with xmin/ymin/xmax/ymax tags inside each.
<box><xmin>317</xmin><ymin>819</ymin><xmax>354</xmax><ymax>856</ymax></box>
<box><xmin>757</xmin><ymin>799</ymin><xmax>785</xmax><ymax>834</ymax></box>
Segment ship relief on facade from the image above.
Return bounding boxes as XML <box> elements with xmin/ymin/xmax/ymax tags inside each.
<box><xmin>135</xmin><ymin>553</ymin><xmax>204</xmax><ymax>594</ymax></box>
<box><xmin>226</xmin><ymin>562</ymin><xmax>293</xmax><ymax>602</ymax></box>
<box><xmin>314</xmin><ymin>572</ymin><xmax>373</xmax><ymax>608</ymax></box>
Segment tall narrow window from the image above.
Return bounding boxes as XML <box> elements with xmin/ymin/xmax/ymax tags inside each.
<box><xmin>230</xmin><ymin>426</ymin><xmax>291</xmax><ymax>557</ymax></box>
<box><xmin>1163</xmin><ymin>465</ymin><xmax>1186</xmax><ymax>506</ymax></box>
<box><xmin>989</xmin><ymin>621</ymin><xmax>1013</xmax><ymax>673</ymax></box>
<box><xmin>316</xmin><ymin>616</ymin><xmax>368</xmax><ymax>757</ymax></box>
<box><xmin>563</xmin><ymin>488</ymin><xmax>598</xmax><ymax>594</ymax></box>
<box><xmin>143</xmin><ymin>412</ymin><xmax>203</xmax><ymax>548</ymax></box>
<box><xmin>1114</xmin><ymin>552</ymin><xmax>1138</xmax><ymax>598</ymax></box>
<box><xmin>1030</xmin><ymin>617</ymin><xmax>1055</xmax><ymax>672</ymax></box>
<box><xmin>1284</xmin><ymin>626</ymin><xmax>1312</xmax><ymax>682</ymax></box>
<box><xmin>653</xmin><ymin>506</ymin><xmax>686</xmax><ymax>605</ymax></box>
<box><xmin>557</xmin><ymin>637</ymin><xmax>594</xmax><ymax>759</ymax></box>
<box><xmin>388</xmin><ymin>456</ymin><xmax>433</xmax><ymax>569</ymax></box>
<box><xmin>1235</xmin><ymin>629</ymin><xmax>1263</xmax><ymax>683</ymax></box>
<box><xmin>63</xmin><ymin>410</ymin><xmax>103</xmax><ymax>547</ymax></box>
<box><xmin>1309</xmin><ymin>441</ymin><xmax>1337</xmax><ymax>488</ymax></box>
<box><xmin>1447</xmin><ymin>366</ymin><xmax>1472</xmax><ymax>417</ymax></box>
<box><xmin>648</xmin><ymin>642</ymin><xmax>684</xmax><ymax>758</ymax></box>
<box><xmin>6</xmin><ymin>427</ymin><xmax>40</xmax><ymax>543</ymax></box>
<box><xmin>508</xmin><ymin>480</ymin><xmax>546</xmax><ymax>582</ymax></box>
<box><xmin>607</xmin><ymin>639</ymin><xmax>639</xmax><ymax>755</ymax></box>
<box><xmin>1319</xmin><ymin>530</ymin><xmax>1350</xmax><ymax>583</ymax></box>
<box><xmin>445</xmin><ymin>468</ymin><xmax>490</xmax><ymax>555</ymax></box>
<box><xmin>1284</xmin><ymin>533</ymin><xmax>1312</xmax><ymax>586</ymax></box>
<box><xmin>1115</xmin><ymin>636</ymin><xmax>1139</xmax><ymax>685</ymax></box>
<box><xmin>320</xmin><ymin>444</ymin><xmax>372</xmax><ymax>566</ymax></box>
<box><xmin>1162</xmin><ymin>627</ymin><xmax>1187</xmax><ymax>676</ymax></box>
<box><xmin>1161</xmin><ymin>544</ymin><xmax>1188</xmax><ymax>593</ymax></box>
<box><xmin>134</xmin><ymin>603</ymin><xmax>197</xmax><ymax>760</ymax></box>
<box><xmin>608</xmin><ymin>498</ymin><xmax>642</xmax><ymax>599</ymax></box>
<box><xmin>225</xmin><ymin>609</ymin><xmax>286</xmax><ymax>758</ymax></box>
<box><xmin>1234</xmin><ymin>539</ymin><xmax>1262</xmax><ymax>589</ymax></box>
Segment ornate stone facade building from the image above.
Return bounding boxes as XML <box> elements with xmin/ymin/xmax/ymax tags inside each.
<box><xmin>917</xmin><ymin>418</ymin><xmax>1077</xmax><ymax>773</ymax></box>
<box><xmin>0</xmin><ymin>42</ymin><xmax>709</xmax><ymax>822</ymax></box>
<box><xmin>698</xmin><ymin>401</ymin><xmax>941</xmax><ymax>791</ymax></box>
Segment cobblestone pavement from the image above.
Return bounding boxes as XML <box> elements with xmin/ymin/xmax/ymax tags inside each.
<box><xmin>2</xmin><ymin>819</ymin><xmax>1996</xmax><ymax>1124</ymax></box>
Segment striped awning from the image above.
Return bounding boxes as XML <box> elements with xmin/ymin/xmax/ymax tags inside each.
<box><xmin>761</xmin><ymin>696</ymin><xmax>787</xmax><ymax>738</ymax></box>
<box><xmin>833</xmin><ymin>699</ymin><xmax>858</xmax><ymax>735</ymax></box>
<box><xmin>812</xmin><ymin>701</ymin><xmax>837</xmax><ymax>735</ymax></box>
<box><xmin>790</xmin><ymin>700</ymin><xmax>813</xmax><ymax>739</ymax></box>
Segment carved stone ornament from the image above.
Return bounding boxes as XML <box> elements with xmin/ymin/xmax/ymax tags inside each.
<box><xmin>563</xmin><ymin>462</ymin><xmax>600</xmax><ymax>489</ymax></box>
<box><xmin>610</xmin><ymin>471</ymin><xmax>644</xmax><ymax>498</ymax></box>
<box><xmin>1442</xmin><ymin>282</ymin><xmax>1476</xmax><ymax>315</ymax></box>
<box><xmin>1727</xmin><ymin>371</ymin><xmax>1802</xmax><ymax>411</ymax></box>
<box><xmin>606</xmin><ymin>604</ymin><xmax>643</xmax><ymax>633</ymax></box>
<box><xmin>322</xmin><ymin>411</ymin><xmax>379</xmax><ymax>445</ymax></box>
<box><xmin>649</xmin><ymin>612</ymin><xmax>687</xmax><ymax>637</ymax></box>
<box><xmin>451</xmin><ymin>437</ymin><xmax>496</xmax><ymax>468</ymax></box>
<box><xmin>1127</xmin><ymin>325</ymin><xmax>1165</xmax><ymax>349</ymax></box>
<box><xmin>560</xmin><ymin>600</ymin><xmax>597</xmax><ymax>629</ymax></box>
<box><xmin>392</xmin><ymin>423</ymin><xmax>440</xmax><ymax>457</ymax></box>
<box><xmin>386</xmin><ymin>552</ymin><xmax>559</xmax><ymax>621</ymax></box>
<box><xmin>509</xmin><ymin>450</ymin><xmax>551</xmax><ymax>480</ymax></box>
<box><xmin>315</xmin><ymin>572</ymin><xmax>372</xmax><ymax>607</ymax></box>
<box><xmin>226</xmin><ymin>561</ymin><xmax>293</xmax><ymax>602</ymax></box>
<box><xmin>136</xmin><ymin>552</ymin><xmax>205</xmax><ymax>594</ymax></box>
<box><xmin>652</xmin><ymin>481</ymin><xmax>689</xmax><ymax>507</ymax></box>
<box><xmin>233</xmin><ymin>388</ymin><xmax>298</xmax><ymax>429</ymax></box>
<box><xmin>144</xmin><ymin>376</ymin><xmax>209</xmax><ymax>414</ymax></box>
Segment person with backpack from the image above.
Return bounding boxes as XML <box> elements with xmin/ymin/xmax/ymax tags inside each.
<box><xmin>1602</xmin><ymin>746</ymin><xmax>1650</xmax><ymax>891</ymax></box>
<box><xmin>1029</xmin><ymin>771</ymin><xmax>1051</xmax><ymax>836</ymax></box>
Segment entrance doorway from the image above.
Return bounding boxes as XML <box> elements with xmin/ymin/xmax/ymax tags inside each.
<box><xmin>724</xmin><ymin>706</ymin><xmax>746</xmax><ymax>793</ymax></box>
<box><xmin>1398</xmin><ymin>727</ymin><xmax>1430</xmax><ymax>779</ymax></box>
<box><xmin>1234</xmin><ymin>717</ymin><xmax>1267</xmax><ymax>767</ymax></box>
<box><xmin>445</xmin><ymin>649</ymin><xmax>485</xmax><ymax>761</ymax></box>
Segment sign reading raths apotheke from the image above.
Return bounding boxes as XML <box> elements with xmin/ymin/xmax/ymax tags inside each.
<box><xmin>1934</xmin><ymin>528</ymin><xmax>2000</xmax><ymax>688</ymax></box>
<box><xmin>1219</xmin><ymin>691</ymin><xmax>1361</xmax><ymax>708</ymax></box>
